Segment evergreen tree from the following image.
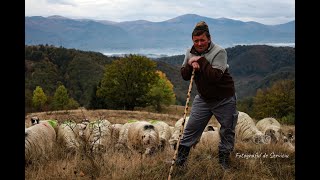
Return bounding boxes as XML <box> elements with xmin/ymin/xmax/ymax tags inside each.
<box><xmin>52</xmin><ymin>85</ymin><xmax>70</xmax><ymax>110</ymax></box>
<box><xmin>32</xmin><ymin>86</ymin><xmax>47</xmax><ymax>112</ymax></box>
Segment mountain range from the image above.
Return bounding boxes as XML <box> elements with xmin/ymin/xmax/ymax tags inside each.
<box><xmin>25</xmin><ymin>14</ymin><xmax>295</xmax><ymax>52</ymax></box>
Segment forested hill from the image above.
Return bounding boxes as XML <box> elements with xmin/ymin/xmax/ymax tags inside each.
<box><xmin>25</xmin><ymin>44</ymin><xmax>294</xmax><ymax>111</ymax></box>
<box><xmin>155</xmin><ymin>45</ymin><xmax>295</xmax><ymax>101</ymax></box>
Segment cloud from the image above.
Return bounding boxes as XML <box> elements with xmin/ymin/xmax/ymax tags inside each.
<box><xmin>46</xmin><ymin>0</ymin><xmax>77</xmax><ymax>6</ymax></box>
<box><xmin>25</xmin><ymin>0</ymin><xmax>295</xmax><ymax>25</ymax></box>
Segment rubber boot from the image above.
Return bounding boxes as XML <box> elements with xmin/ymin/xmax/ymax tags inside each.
<box><xmin>219</xmin><ymin>151</ymin><xmax>231</xmax><ymax>170</ymax></box>
<box><xmin>175</xmin><ymin>145</ymin><xmax>190</xmax><ymax>167</ymax></box>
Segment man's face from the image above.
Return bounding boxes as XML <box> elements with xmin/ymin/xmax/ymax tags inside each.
<box><xmin>192</xmin><ymin>33</ymin><xmax>210</xmax><ymax>53</ymax></box>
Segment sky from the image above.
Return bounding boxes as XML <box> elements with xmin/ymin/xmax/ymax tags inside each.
<box><xmin>25</xmin><ymin>0</ymin><xmax>295</xmax><ymax>25</ymax></box>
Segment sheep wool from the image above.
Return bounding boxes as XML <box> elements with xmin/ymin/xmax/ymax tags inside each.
<box><xmin>25</xmin><ymin>121</ymin><xmax>56</xmax><ymax>163</ymax></box>
<box><xmin>57</xmin><ymin>120</ymin><xmax>80</xmax><ymax>153</ymax></box>
<box><xmin>169</xmin><ymin>116</ymin><xmax>189</xmax><ymax>150</ymax></box>
<box><xmin>197</xmin><ymin>129</ymin><xmax>220</xmax><ymax>151</ymax></box>
<box><xmin>150</xmin><ymin>120</ymin><xmax>172</xmax><ymax>150</ymax></box>
<box><xmin>127</xmin><ymin>121</ymin><xmax>160</xmax><ymax>155</ymax></box>
<box><xmin>86</xmin><ymin>119</ymin><xmax>112</xmax><ymax>153</ymax></box>
<box><xmin>256</xmin><ymin>117</ymin><xmax>282</xmax><ymax>143</ymax></box>
<box><xmin>110</xmin><ymin>123</ymin><xmax>123</xmax><ymax>144</ymax></box>
<box><xmin>235</xmin><ymin>111</ymin><xmax>271</xmax><ymax>144</ymax></box>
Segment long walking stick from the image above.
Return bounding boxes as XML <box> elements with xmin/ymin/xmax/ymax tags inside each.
<box><xmin>168</xmin><ymin>69</ymin><xmax>195</xmax><ymax>180</ymax></box>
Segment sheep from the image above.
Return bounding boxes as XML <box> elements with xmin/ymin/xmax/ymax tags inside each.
<box><xmin>256</xmin><ymin>117</ymin><xmax>283</xmax><ymax>143</ymax></box>
<box><xmin>84</xmin><ymin>119</ymin><xmax>112</xmax><ymax>154</ymax></box>
<box><xmin>56</xmin><ymin>120</ymin><xmax>81</xmax><ymax>154</ymax></box>
<box><xmin>282</xmin><ymin>141</ymin><xmax>295</xmax><ymax>153</ymax></box>
<box><xmin>169</xmin><ymin>117</ymin><xmax>189</xmax><ymax>150</ymax></box>
<box><xmin>110</xmin><ymin>123</ymin><xmax>123</xmax><ymax>145</ymax></box>
<box><xmin>256</xmin><ymin>117</ymin><xmax>295</xmax><ymax>152</ymax></box>
<box><xmin>149</xmin><ymin>120</ymin><xmax>172</xmax><ymax>151</ymax></box>
<box><xmin>204</xmin><ymin>124</ymin><xmax>217</xmax><ymax>132</ymax></box>
<box><xmin>235</xmin><ymin>111</ymin><xmax>271</xmax><ymax>144</ymax></box>
<box><xmin>28</xmin><ymin>116</ymin><xmax>59</xmax><ymax>133</ymax></box>
<box><xmin>117</xmin><ymin>121</ymin><xmax>160</xmax><ymax>156</ymax></box>
<box><xmin>196</xmin><ymin>127</ymin><xmax>220</xmax><ymax>151</ymax></box>
<box><xmin>169</xmin><ymin>126</ymin><xmax>174</xmax><ymax>135</ymax></box>
<box><xmin>30</xmin><ymin>116</ymin><xmax>40</xmax><ymax>125</ymax></box>
<box><xmin>25</xmin><ymin>121</ymin><xmax>56</xmax><ymax>164</ymax></box>
<box><xmin>169</xmin><ymin>117</ymin><xmax>215</xmax><ymax>150</ymax></box>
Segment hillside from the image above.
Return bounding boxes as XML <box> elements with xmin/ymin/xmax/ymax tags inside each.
<box><xmin>25</xmin><ymin>44</ymin><xmax>295</xmax><ymax>111</ymax></box>
<box><xmin>155</xmin><ymin>45</ymin><xmax>295</xmax><ymax>99</ymax></box>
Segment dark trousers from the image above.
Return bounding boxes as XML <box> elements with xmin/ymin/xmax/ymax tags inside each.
<box><xmin>180</xmin><ymin>94</ymin><xmax>238</xmax><ymax>153</ymax></box>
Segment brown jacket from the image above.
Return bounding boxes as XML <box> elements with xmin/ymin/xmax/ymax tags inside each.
<box><xmin>181</xmin><ymin>42</ymin><xmax>235</xmax><ymax>102</ymax></box>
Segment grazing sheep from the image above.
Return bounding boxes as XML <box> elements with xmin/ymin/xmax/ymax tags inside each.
<box><xmin>85</xmin><ymin>119</ymin><xmax>112</xmax><ymax>154</ymax></box>
<box><xmin>169</xmin><ymin>117</ymin><xmax>189</xmax><ymax>150</ymax></box>
<box><xmin>256</xmin><ymin>118</ymin><xmax>295</xmax><ymax>151</ymax></box>
<box><xmin>110</xmin><ymin>123</ymin><xmax>123</xmax><ymax>145</ymax></box>
<box><xmin>118</xmin><ymin>121</ymin><xmax>160</xmax><ymax>156</ymax></box>
<box><xmin>204</xmin><ymin>124</ymin><xmax>217</xmax><ymax>132</ymax></box>
<box><xmin>56</xmin><ymin>120</ymin><xmax>80</xmax><ymax>153</ymax></box>
<box><xmin>30</xmin><ymin>116</ymin><xmax>40</xmax><ymax>125</ymax></box>
<box><xmin>149</xmin><ymin>120</ymin><xmax>172</xmax><ymax>151</ymax></box>
<box><xmin>196</xmin><ymin>128</ymin><xmax>220</xmax><ymax>151</ymax></box>
<box><xmin>256</xmin><ymin>117</ymin><xmax>283</xmax><ymax>143</ymax></box>
<box><xmin>28</xmin><ymin>117</ymin><xmax>59</xmax><ymax>133</ymax></box>
<box><xmin>282</xmin><ymin>141</ymin><xmax>295</xmax><ymax>153</ymax></box>
<box><xmin>286</xmin><ymin>128</ymin><xmax>295</xmax><ymax>144</ymax></box>
<box><xmin>25</xmin><ymin>121</ymin><xmax>56</xmax><ymax>164</ymax></box>
<box><xmin>169</xmin><ymin>126</ymin><xmax>174</xmax><ymax>135</ymax></box>
<box><xmin>235</xmin><ymin>112</ymin><xmax>271</xmax><ymax>144</ymax></box>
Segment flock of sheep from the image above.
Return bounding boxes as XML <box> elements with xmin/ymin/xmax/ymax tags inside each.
<box><xmin>25</xmin><ymin>111</ymin><xmax>295</xmax><ymax>164</ymax></box>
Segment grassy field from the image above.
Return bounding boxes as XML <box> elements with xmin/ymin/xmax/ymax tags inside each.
<box><xmin>25</xmin><ymin>106</ymin><xmax>295</xmax><ymax>180</ymax></box>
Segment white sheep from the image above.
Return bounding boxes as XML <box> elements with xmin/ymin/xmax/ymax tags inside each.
<box><xmin>168</xmin><ymin>117</ymin><xmax>214</xmax><ymax>150</ymax></box>
<box><xmin>85</xmin><ymin>119</ymin><xmax>112</xmax><ymax>154</ymax></box>
<box><xmin>56</xmin><ymin>120</ymin><xmax>81</xmax><ymax>153</ymax></box>
<box><xmin>235</xmin><ymin>111</ymin><xmax>271</xmax><ymax>144</ymax></box>
<box><xmin>168</xmin><ymin>117</ymin><xmax>189</xmax><ymax>150</ymax></box>
<box><xmin>149</xmin><ymin>120</ymin><xmax>172</xmax><ymax>151</ymax></box>
<box><xmin>169</xmin><ymin>126</ymin><xmax>174</xmax><ymax>135</ymax></box>
<box><xmin>196</xmin><ymin>127</ymin><xmax>220</xmax><ymax>151</ymax></box>
<box><xmin>118</xmin><ymin>121</ymin><xmax>160</xmax><ymax>156</ymax></box>
<box><xmin>28</xmin><ymin>116</ymin><xmax>59</xmax><ymax>133</ymax></box>
<box><xmin>25</xmin><ymin>121</ymin><xmax>56</xmax><ymax>164</ymax></box>
<box><xmin>256</xmin><ymin>117</ymin><xmax>283</xmax><ymax>143</ymax></box>
<box><xmin>110</xmin><ymin>123</ymin><xmax>123</xmax><ymax>145</ymax></box>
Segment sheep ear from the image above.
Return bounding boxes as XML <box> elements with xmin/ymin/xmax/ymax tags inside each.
<box><xmin>265</xmin><ymin>129</ymin><xmax>275</xmax><ymax>136</ymax></box>
<box><xmin>207</xmin><ymin>125</ymin><xmax>215</xmax><ymax>131</ymax></box>
<box><xmin>144</xmin><ymin>125</ymin><xmax>154</xmax><ymax>130</ymax></box>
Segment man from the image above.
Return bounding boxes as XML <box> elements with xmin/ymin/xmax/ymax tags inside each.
<box><xmin>176</xmin><ymin>21</ymin><xmax>238</xmax><ymax>170</ymax></box>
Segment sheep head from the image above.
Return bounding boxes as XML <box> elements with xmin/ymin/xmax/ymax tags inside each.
<box><xmin>253</xmin><ymin>134</ymin><xmax>271</xmax><ymax>144</ymax></box>
<box><xmin>31</xmin><ymin>116</ymin><xmax>40</xmax><ymax>125</ymax></box>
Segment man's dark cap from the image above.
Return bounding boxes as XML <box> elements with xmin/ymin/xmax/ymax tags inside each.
<box><xmin>193</xmin><ymin>21</ymin><xmax>210</xmax><ymax>34</ymax></box>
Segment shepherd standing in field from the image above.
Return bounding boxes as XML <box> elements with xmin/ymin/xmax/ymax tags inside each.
<box><xmin>176</xmin><ymin>21</ymin><xmax>239</xmax><ymax>170</ymax></box>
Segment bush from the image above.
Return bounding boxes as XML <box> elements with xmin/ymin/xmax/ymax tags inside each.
<box><xmin>279</xmin><ymin>113</ymin><xmax>295</xmax><ymax>125</ymax></box>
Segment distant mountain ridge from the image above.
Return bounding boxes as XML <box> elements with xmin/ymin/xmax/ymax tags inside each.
<box><xmin>25</xmin><ymin>14</ymin><xmax>295</xmax><ymax>52</ymax></box>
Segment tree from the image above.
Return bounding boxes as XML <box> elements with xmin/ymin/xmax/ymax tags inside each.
<box><xmin>147</xmin><ymin>70</ymin><xmax>176</xmax><ymax>112</ymax></box>
<box><xmin>32</xmin><ymin>86</ymin><xmax>47</xmax><ymax>112</ymax></box>
<box><xmin>87</xmin><ymin>82</ymin><xmax>108</xmax><ymax>109</ymax></box>
<box><xmin>251</xmin><ymin>79</ymin><xmax>295</xmax><ymax>124</ymax></box>
<box><xmin>97</xmin><ymin>55</ymin><xmax>157</xmax><ymax>110</ymax></box>
<box><xmin>52</xmin><ymin>85</ymin><xmax>70</xmax><ymax>110</ymax></box>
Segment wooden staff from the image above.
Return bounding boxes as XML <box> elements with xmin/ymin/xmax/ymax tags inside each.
<box><xmin>168</xmin><ymin>69</ymin><xmax>195</xmax><ymax>180</ymax></box>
